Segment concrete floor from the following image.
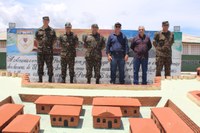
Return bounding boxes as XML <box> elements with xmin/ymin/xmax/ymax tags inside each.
<box><xmin>0</xmin><ymin>76</ymin><xmax>200</xmax><ymax>133</ymax></box>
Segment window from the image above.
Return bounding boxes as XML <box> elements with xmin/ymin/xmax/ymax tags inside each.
<box><xmin>70</xmin><ymin>117</ymin><xmax>74</xmax><ymax>122</ymax></box>
<box><xmin>97</xmin><ymin>118</ymin><xmax>100</xmax><ymax>123</ymax></box>
<box><xmin>103</xmin><ymin>119</ymin><xmax>106</xmax><ymax>123</ymax></box>
<box><xmin>134</xmin><ymin>110</ymin><xmax>137</xmax><ymax>114</ymax></box>
<box><xmin>124</xmin><ymin>110</ymin><xmax>127</xmax><ymax>114</ymax></box>
<box><xmin>59</xmin><ymin>117</ymin><xmax>62</xmax><ymax>122</ymax></box>
<box><xmin>53</xmin><ymin>118</ymin><xmax>56</xmax><ymax>121</ymax></box>
<box><xmin>114</xmin><ymin>119</ymin><xmax>117</xmax><ymax>123</ymax></box>
<box><xmin>191</xmin><ymin>44</ymin><xmax>200</xmax><ymax>55</ymax></box>
<box><xmin>41</xmin><ymin>106</ymin><xmax>45</xmax><ymax>110</ymax></box>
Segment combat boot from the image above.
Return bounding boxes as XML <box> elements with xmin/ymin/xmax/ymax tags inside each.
<box><xmin>96</xmin><ymin>78</ymin><xmax>100</xmax><ymax>84</ymax></box>
<box><xmin>61</xmin><ymin>77</ymin><xmax>66</xmax><ymax>83</ymax></box>
<box><xmin>70</xmin><ymin>76</ymin><xmax>73</xmax><ymax>83</ymax></box>
<box><xmin>48</xmin><ymin>76</ymin><xmax>52</xmax><ymax>83</ymax></box>
<box><xmin>38</xmin><ymin>76</ymin><xmax>42</xmax><ymax>83</ymax></box>
<box><xmin>87</xmin><ymin>78</ymin><xmax>91</xmax><ymax>84</ymax></box>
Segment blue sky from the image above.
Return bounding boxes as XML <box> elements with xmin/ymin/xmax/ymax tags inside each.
<box><xmin>0</xmin><ymin>0</ymin><xmax>200</xmax><ymax>36</ymax></box>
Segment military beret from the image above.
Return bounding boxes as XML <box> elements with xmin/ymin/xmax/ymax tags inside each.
<box><xmin>65</xmin><ymin>22</ymin><xmax>72</xmax><ymax>27</ymax></box>
<box><xmin>115</xmin><ymin>22</ymin><xmax>122</xmax><ymax>27</ymax></box>
<box><xmin>43</xmin><ymin>16</ymin><xmax>49</xmax><ymax>20</ymax></box>
<box><xmin>162</xmin><ymin>21</ymin><xmax>169</xmax><ymax>25</ymax></box>
<box><xmin>91</xmin><ymin>24</ymin><xmax>99</xmax><ymax>28</ymax></box>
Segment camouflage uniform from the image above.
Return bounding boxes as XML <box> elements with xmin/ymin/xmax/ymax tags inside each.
<box><xmin>35</xmin><ymin>24</ymin><xmax>56</xmax><ymax>82</ymax></box>
<box><xmin>153</xmin><ymin>30</ymin><xmax>174</xmax><ymax>76</ymax></box>
<box><xmin>83</xmin><ymin>33</ymin><xmax>105</xmax><ymax>83</ymax></box>
<box><xmin>59</xmin><ymin>32</ymin><xmax>78</xmax><ymax>83</ymax></box>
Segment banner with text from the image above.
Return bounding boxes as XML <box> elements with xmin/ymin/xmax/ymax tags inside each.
<box><xmin>7</xmin><ymin>28</ymin><xmax>182</xmax><ymax>84</ymax></box>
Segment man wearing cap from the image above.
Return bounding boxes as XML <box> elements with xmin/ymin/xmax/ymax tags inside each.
<box><xmin>106</xmin><ymin>22</ymin><xmax>129</xmax><ymax>84</ymax></box>
<box><xmin>59</xmin><ymin>22</ymin><xmax>79</xmax><ymax>83</ymax></box>
<box><xmin>35</xmin><ymin>16</ymin><xmax>57</xmax><ymax>83</ymax></box>
<box><xmin>82</xmin><ymin>24</ymin><xmax>106</xmax><ymax>84</ymax></box>
<box><xmin>153</xmin><ymin>21</ymin><xmax>174</xmax><ymax>77</ymax></box>
<box><xmin>131</xmin><ymin>26</ymin><xmax>152</xmax><ymax>85</ymax></box>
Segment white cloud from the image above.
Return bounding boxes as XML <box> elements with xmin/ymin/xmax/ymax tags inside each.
<box><xmin>0</xmin><ymin>0</ymin><xmax>200</xmax><ymax>35</ymax></box>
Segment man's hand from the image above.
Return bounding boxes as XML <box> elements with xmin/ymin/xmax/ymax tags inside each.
<box><xmin>124</xmin><ymin>54</ymin><xmax>128</xmax><ymax>62</ymax></box>
<box><xmin>107</xmin><ymin>54</ymin><xmax>112</xmax><ymax>62</ymax></box>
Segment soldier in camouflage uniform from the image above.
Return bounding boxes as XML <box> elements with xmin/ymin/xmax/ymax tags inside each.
<box><xmin>59</xmin><ymin>22</ymin><xmax>79</xmax><ymax>83</ymax></box>
<box><xmin>35</xmin><ymin>16</ymin><xmax>57</xmax><ymax>82</ymax></box>
<box><xmin>82</xmin><ymin>24</ymin><xmax>106</xmax><ymax>84</ymax></box>
<box><xmin>153</xmin><ymin>21</ymin><xmax>174</xmax><ymax>77</ymax></box>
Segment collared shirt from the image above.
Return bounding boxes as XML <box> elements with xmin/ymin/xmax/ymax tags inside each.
<box><xmin>106</xmin><ymin>32</ymin><xmax>129</xmax><ymax>56</ymax></box>
<box><xmin>131</xmin><ymin>34</ymin><xmax>152</xmax><ymax>59</ymax></box>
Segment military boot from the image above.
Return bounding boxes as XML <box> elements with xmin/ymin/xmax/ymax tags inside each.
<box><xmin>70</xmin><ymin>76</ymin><xmax>73</xmax><ymax>83</ymax></box>
<box><xmin>96</xmin><ymin>78</ymin><xmax>100</xmax><ymax>84</ymax></box>
<box><xmin>87</xmin><ymin>78</ymin><xmax>91</xmax><ymax>84</ymax></box>
<box><xmin>48</xmin><ymin>76</ymin><xmax>52</xmax><ymax>83</ymax></box>
<box><xmin>38</xmin><ymin>76</ymin><xmax>42</xmax><ymax>83</ymax></box>
<box><xmin>61</xmin><ymin>77</ymin><xmax>66</xmax><ymax>83</ymax></box>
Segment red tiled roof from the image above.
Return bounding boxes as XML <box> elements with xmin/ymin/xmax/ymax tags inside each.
<box><xmin>151</xmin><ymin>107</ymin><xmax>193</xmax><ymax>133</ymax></box>
<box><xmin>0</xmin><ymin>103</ymin><xmax>24</xmax><ymax>127</ymax></box>
<box><xmin>2</xmin><ymin>114</ymin><xmax>40</xmax><ymax>132</ymax></box>
<box><xmin>92</xmin><ymin>106</ymin><xmax>122</xmax><ymax>117</ymax></box>
<box><xmin>92</xmin><ymin>97</ymin><xmax>141</xmax><ymax>107</ymax></box>
<box><xmin>34</xmin><ymin>96</ymin><xmax>83</xmax><ymax>106</ymax></box>
<box><xmin>49</xmin><ymin>105</ymin><xmax>81</xmax><ymax>116</ymax></box>
<box><xmin>129</xmin><ymin>118</ymin><xmax>160</xmax><ymax>133</ymax></box>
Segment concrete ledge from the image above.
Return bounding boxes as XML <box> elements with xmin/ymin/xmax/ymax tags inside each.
<box><xmin>19</xmin><ymin>94</ymin><xmax>161</xmax><ymax>106</ymax></box>
<box><xmin>0</xmin><ymin>96</ymin><xmax>14</xmax><ymax>106</ymax></box>
<box><xmin>187</xmin><ymin>90</ymin><xmax>200</xmax><ymax>107</ymax></box>
<box><xmin>21</xmin><ymin>74</ymin><xmax>161</xmax><ymax>90</ymax></box>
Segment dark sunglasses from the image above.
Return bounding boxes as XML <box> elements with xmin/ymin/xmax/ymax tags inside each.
<box><xmin>115</xmin><ymin>26</ymin><xmax>121</xmax><ymax>28</ymax></box>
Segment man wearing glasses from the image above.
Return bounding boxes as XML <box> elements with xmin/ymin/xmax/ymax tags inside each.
<box><xmin>131</xmin><ymin>26</ymin><xmax>152</xmax><ymax>85</ymax></box>
<box><xmin>153</xmin><ymin>21</ymin><xmax>174</xmax><ymax>77</ymax></box>
<box><xmin>106</xmin><ymin>22</ymin><xmax>129</xmax><ymax>84</ymax></box>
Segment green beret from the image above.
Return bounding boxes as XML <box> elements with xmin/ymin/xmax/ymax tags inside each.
<box><xmin>65</xmin><ymin>22</ymin><xmax>72</xmax><ymax>27</ymax></box>
<box><xmin>43</xmin><ymin>16</ymin><xmax>49</xmax><ymax>20</ymax></box>
<box><xmin>162</xmin><ymin>21</ymin><xmax>169</xmax><ymax>25</ymax></box>
<box><xmin>91</xmin><ymin>24</ymin><xmax>99</xmax><ymax>28</ymax></box>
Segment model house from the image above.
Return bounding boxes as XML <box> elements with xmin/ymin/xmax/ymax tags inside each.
<box><xmin>151</xmin><ymin>107</ymin><xmax>193</xmax><ymax>133</ymax></box>
<box><xmin>92</xmin><ymin>97</ymin><xmax>141</xmax><ymax>117</ymax></box>
<box><xmin>34</xmin><ymin>96</ymin><xmax>83</xmax><ymax>114</ymax></box>
<box><xmin>129</xmin><ymin>118</ymin><xmax>159</xmax><ymax>133</ymax></box>
<box><xmin>49</xmin><ymin>105</ymin><xmax>82</xmax><ymax>127</ymax></box>
<box><xmin>2</xmin><ymin>114</ymin><xmax>40</xmax><ymax>133</ymax></box>
<box><xmin>0</xmin><ymin>103</ymin><xmax>24</xmax><ymax>132</ymax></box>
<box><xmin>92</xmin><ymin>106</ymin><xmax>122</xmax><ymax>129</ymax></box>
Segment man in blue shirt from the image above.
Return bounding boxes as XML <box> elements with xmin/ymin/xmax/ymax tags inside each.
<box><xmin>131</xmin><ymin>26</ymin><xmax>152</xmax><ymax>85</ymax></box>
<box><xmin>106</xmin><ymin>22</ymin><xmax>129</xmax><ymax>84</ymax></box>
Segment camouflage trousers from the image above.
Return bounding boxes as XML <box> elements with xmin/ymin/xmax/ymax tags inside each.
<box><xmin>156</xmin><ymin>56</ymin><xmax>172</xmax><ymax>76</ymax></box>
<box><xmin>61</xmin><ymin>56</ymin><xmax>75</xmax><ymax>78</ymax></box>
<box><xmin>37</xmin><ymin>52</ymin><xmax>53</xmax><ymax>76</ymax></box>
<box><xmin>85</xmin><ymin>57</ymin><xmax>102</xmax><ymax>79</ymax></box>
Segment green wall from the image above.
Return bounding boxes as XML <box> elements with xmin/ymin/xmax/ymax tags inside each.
<box><xmin>181</xmin><ymin>55</ymin><xmax>200</xmax><ymax>72</ymax></box>
<box><xmin>0</xmin><ymin>52</ymin><xmax>6</xmax><ymax>69</ymax></box>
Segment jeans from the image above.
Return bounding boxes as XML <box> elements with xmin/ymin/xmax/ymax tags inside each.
<box><xmin>110</xmin><ymin>55</ymin><xmax>125</xmax><ymax>84</ymax></box>
<box><xmin>133</xmin><ymin>58</ymin><xmax>148</xmax><ymax>85</ymax></box>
